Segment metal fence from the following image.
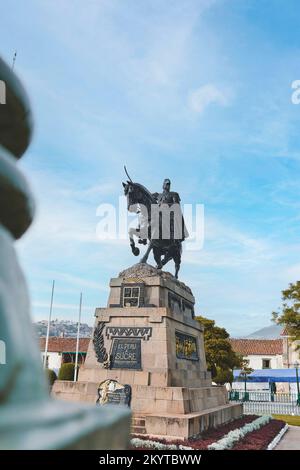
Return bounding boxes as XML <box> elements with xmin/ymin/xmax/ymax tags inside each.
<box><xmin>229</xmin><ymin>389</ymin><xmax>300</xmax><ymax>415</ymax></box>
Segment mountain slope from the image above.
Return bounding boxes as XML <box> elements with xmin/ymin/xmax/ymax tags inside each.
<box><xmin>245</xmin><ymin>324</ymin><xmax>283</xmax><ymax>339</ymax></box>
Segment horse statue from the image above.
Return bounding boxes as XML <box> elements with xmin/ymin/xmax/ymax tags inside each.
<box><xmin>122</xmin><ymin>168</ymin><xmax>188</xmax><ymax>279</ymax></box>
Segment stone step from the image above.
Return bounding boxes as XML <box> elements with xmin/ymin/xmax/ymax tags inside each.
<box><xmin>132</xmin><ymin>418</ymin><xmax>146</xmax><ymax>427</ymax></box>
<box><xmin>131</xmin><ymin>414</ymin><xmax>147</xmax><ymax>435</ymax></box>
<box><xmin>131</xmin><ymin>426</ymin><xmax>146</xmax><ymax>434</ymax></box>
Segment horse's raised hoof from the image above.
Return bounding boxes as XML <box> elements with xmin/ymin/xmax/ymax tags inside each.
<box><xmin>132</xmin><ymin>247</ymin><xmax>140</xmax><ymax>256</ymax></box>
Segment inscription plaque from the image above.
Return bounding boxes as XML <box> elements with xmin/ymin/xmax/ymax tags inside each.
<box><xmin>96</xmin><ymin>379</ymin><xmax>131</xmax><ymax>407</ymax></box>
<box><xmin>110</xmin><ymin>338</ymin><xmax>141</xmax><ymax>370</ymax></box>
<box><xmin>175</xmin><ymin>331</ymin><xmax>199</xmax><ymax>361</ymax></box>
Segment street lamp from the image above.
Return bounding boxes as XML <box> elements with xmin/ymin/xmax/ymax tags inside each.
<box><xmin>238</xmin><ymin>371</ymin><xmax>249</xmax><ymax>402</ymax></box>
<box><xmin>294</xmin><ymin>361</ymin><xmax>300</xmax><ymax>406</ymax></box>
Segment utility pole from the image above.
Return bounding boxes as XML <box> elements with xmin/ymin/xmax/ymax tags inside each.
<box><xmin>74</xmin><ymin>293</ymin><xmax>82</xmax><ymax>382</ymax></box>
<box><xmin>43</xmin><ymin>280</ymin><xmax>55</xmax><ymax>369</ymax></box>
<box><xmin>295</xmin><ymin>362</ymin><xmax>300</xmax><ymax>406</ymax></box>
<box><xmin>12</xmin><ymin>51</ymin><xmax>17</xmax><ymax>70</ymax></box>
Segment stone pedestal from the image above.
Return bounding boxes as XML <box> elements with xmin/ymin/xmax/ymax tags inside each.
<box><xmin>53</xmin><ymin>264</ymin><xmax>242</xmax><ymax>440</ymax></box>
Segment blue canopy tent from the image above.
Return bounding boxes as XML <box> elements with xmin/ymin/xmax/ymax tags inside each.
<box><xmin>233</xmin><ymin>368</ymin><xmax>299</xmax><ymax>383</ymax></box>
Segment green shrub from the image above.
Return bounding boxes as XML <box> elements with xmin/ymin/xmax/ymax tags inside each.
<box><xmin>213</xmin><ymin>367</ymin><xmax>233</xmax><ymax>385</ymax></box>
<box><xmin>46</xmin><ymin>368</ymin><xmax>57</xmax><ymax>387</ymax></box>
<box><xmin>58</xmin><ymin>362</ymin><xmax>77</xmax><ymax>381</ymax></box>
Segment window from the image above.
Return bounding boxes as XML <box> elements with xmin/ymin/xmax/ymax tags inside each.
<box><xmin>262</xmin><ymin>359</ymin><xmax>271</xmax><ymax>369</ymax></box>
<box><xmin>123</xmin><ymin>286</ymin><xmax>140</xmax><ymax>307</ymax></box>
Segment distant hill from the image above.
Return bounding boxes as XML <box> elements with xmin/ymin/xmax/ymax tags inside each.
<box><xmin>34</xmin><ymin>319</ymin><xmax>92</xmax><ymax>338</ymax></box>
<box><xmin>244</xmin><ymin>324</ymin><xmax>283</xmax><ymax>339</ymax></box>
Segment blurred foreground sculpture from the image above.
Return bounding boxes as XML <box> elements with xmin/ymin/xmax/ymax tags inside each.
<box><xmin>0</xmin><ymin>57</ymin><xmax>130</xmax><ymax>449</ymax></box>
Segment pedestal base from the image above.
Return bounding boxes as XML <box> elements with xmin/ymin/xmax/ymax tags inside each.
<box><xmin>132</xmin><ymin>403</ymin><xmax>243</xmax><ymax>441</ymax></box>
<box><xmin>52</xmin><ymin>381</ymin><xmax>243</xmax><ymax>440</ymax></box>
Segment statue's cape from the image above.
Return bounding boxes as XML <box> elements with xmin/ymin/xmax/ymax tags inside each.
<box><xmin>129</xmin><ymin>183</ymin><xmax>189</xmax><ymax>241</ymax></box>
<box><xmin>150</xmin><ymin>192</ymin><xmax>189</xmax><ymax>241</ymax></box>
<box><xmin>150</xmin><ymin>205</ymin><xmax>189</xmax><ymax>241</ymax></box>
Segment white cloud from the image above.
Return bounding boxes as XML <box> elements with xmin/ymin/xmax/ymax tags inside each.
<box><xmin>282</xmin><ymin>263</ymin><xmax>300</xmax><ymax>282</ymax></box>
<box><xmin>182</xmin><ymin>215</ymin><xmax>272</xmax><ymax>268</ymax></box>
<box><xmin>32</xmin><ymin>301</ymin><xmax>94</xmax><ymax>312</ymax></box>
<box><xmin>45</xmin><ymin>272</ymin><xmax>109</xmax><ymax>292</ymax></box>
<box><xmin>188</xmin><ymin>83</ymin><xmax>231</xmax><ymax>114</ymax></box>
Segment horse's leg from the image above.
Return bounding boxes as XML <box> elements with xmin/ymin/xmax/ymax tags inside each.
<box><xmin>129</xmin><ymin>227</ymin><xmax>140</xmax><ymax>256</ymax></box>
<box><xmin>161</xmin><ymin>251</ymin><xmax>172</xmax><ymax>266</ymax></box>
<box><xmin>161</xmin><ymin>250</ymin><xmax>179</xmax><ymax>277</ymax></box>
<box><xmin>153</xmin><ymin>246</ymin><xmax>163</xmax><ymax>269</ymax></box>
<box><xmin>174</xmin><ymin>244</ymin><xmax>182</xmax><ymax>279</ymax></box>
<box><xmin>140</xmin><ymin>240</ymin><xmax>153</xmax><ymax>264</ymax></box>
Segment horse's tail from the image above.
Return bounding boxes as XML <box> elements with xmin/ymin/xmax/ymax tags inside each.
<box><xmin>124</xmin><ymin>166</ymin><xmax>133</xmax><ymax>182</ymax></box>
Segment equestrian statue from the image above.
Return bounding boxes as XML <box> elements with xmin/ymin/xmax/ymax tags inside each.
<box><xmin>122</xmin><ymin>167</ymin><xmax>188</xmax><ymax>279</ymax></box>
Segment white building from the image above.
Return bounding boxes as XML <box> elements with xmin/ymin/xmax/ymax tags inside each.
<box><xmin>40</xmin><ymin>337</ymin><xmax>89</xmax><ymax>374</ymax></box>
<box><xmin>229</xmin><ymin>334</ymin><xmax>300</xmax><ymax>392</ymax></box>
<box><xmin>229</xmin><ymin>338</ymin><xmax>284</xmax><ymax>370</ymax></box>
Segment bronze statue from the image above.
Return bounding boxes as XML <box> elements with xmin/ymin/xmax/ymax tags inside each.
<box><xmin>123</xmin><ymin>169</ymin><xmax>188</xmax><ymax>279</ymax></box>
<box><xmin>152</xmin><ymin>178</ymin><xmax>181</xmax><ymax>205</ymax></box>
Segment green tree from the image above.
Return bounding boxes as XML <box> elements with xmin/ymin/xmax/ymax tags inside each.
<box><xmin>58</xmin><ymin>363</ymin><xmax>77</xmax><ymax>381</ymax></box>
<box><xmin>236</xmin><ymin>359</ymin><xmax>253</xmax><ymax>401</ymax></box>
<box><xmin>45</xmin><ymin>368</ymin><xmax>57</xmax><ymax>388</ymax></box>
<box><xmin>272</xmin><ymin>281</ymin><xmax>300</xmax><ymax>350</ymax></box>
<box><xmin>195</xmin><ymin>315</ymin><xmax>242</xmax><ymax>384</ymax></box>
<box><xmin>238</xmin><ymin>359</ymin><xmax>253</xmax><ymax>386</ymax></box>
<box><xmin>239</xmin><ymin>359</ymin><xmax>253</xmax><ymax>379</ymax></box>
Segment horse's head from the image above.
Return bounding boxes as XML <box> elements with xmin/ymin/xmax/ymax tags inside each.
<box><xmin>122</xmin><ymin>180</ymin><xmax>131</xmax><ymax>197</ymax></box>
<box><xmin>122</xmin><ymin>181</ymin><xmax>138</xmax><ymax>212</ymax></box>
<box><xmin>122</xmin><ymin>181</ymin><xmax>153</xmax><ymax>212</ymax></box>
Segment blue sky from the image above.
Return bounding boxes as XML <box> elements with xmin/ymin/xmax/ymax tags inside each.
<box><xmin>2</xmin><ymin>0</ymin><xmax>300</xmax><ymax>336</ymax></box>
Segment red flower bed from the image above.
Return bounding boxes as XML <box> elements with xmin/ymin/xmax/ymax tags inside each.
<box><xmin>232</xmin><ymin>419</ymin><xmax>285</xmax><ymax>450</ymax></box>
<box><xmin>132</xmin><ymin>415</ymin><xmax>258</xmax><ymax>450</ymax></box>
<box><xmin>181</xmin><ymin>415</ymin><xmax>257</xmax><ymax>450</ymax></box>
<box><xmin>132</xmin><ymin>416</ymin><xmax>286</xmax><ymax>450</ymax></box>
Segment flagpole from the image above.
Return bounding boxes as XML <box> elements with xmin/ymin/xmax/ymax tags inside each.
<box><xmin>43</xmin><ymin>280</ymin><xmax>55</xmax><ymax>368</ymax></box>
<box><xmin>12</xmin><ymin>51</ymin><xmax>17</xmax><ymax>70</ymax></box>
<box><xmin>74</xmin><ymin>292</ymin><xmax>82</xmax><ymax>382</ymax></box>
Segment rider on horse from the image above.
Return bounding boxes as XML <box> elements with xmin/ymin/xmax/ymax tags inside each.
<box><xmin>123</xmin><ymin>172</ymin><xmax>188</xmax><ymax>278</ymax></box>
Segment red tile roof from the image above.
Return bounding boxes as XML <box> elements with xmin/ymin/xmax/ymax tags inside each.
<box><xmin>229</xmin><ymin>338</ymin><xmax>283</xmax><ymax>356</ymax></box>
<box><xmin>39</xmin><ymin>337</ymin><xmax>90</xmax><ymax>353</ymax></box>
